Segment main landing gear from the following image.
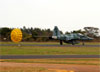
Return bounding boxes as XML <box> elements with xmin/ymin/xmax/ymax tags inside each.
<box><xmin>60</xmin><ymin>40</ymin><xmax>63</xmax><ymax>45</ymax></box>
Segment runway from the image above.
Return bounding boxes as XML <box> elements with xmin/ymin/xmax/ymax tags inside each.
<box><xmin>0</xmin><ymin>55</ymin><xmax>99</xmax><ymax>59</ymax></box>
<box><xmin>0</xmin><ymin>44</ymin><xmax>100</xmax><ymax>47</ymax></box>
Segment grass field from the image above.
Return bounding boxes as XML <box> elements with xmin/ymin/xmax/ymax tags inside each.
<box><xmin>0</xmin><ymin>58</ymin><xmax>99</xmax><ymax>65</ymax></box>
<box><xmin>0</xmin><ymin>42</ymin><xmax>100</xmax><ymax>45</ymax></box>
<box><xmin>0</xmin><ymin>42</ymin><xmax>99</xmax><ymax>72</ymax></box>
<box><xmin>0</xmin><ymin>42</ymin><xmax>100</xmax><ymax>55</ymax></box>
<box><xmin>0</xmin><ymin>46</ymin><xmax>99</xmax><ymax>55</ymax></box>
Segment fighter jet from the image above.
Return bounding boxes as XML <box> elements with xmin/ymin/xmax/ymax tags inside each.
<box><xmin>51</xmin><ymin>26</ymin><xmax>93</xmax><ymax>45</ymax></box>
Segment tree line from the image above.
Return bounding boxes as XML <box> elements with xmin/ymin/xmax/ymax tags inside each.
<box><xmin>0</xmin><ymin>26</ymin><xmax>99</xmax><ymax>42</ymax></box>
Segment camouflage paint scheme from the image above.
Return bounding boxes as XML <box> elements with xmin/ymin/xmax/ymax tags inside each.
<box><xmin>52</xmin><ymin>26</ymin><xmax>93</xmax><ymax>45</ymax></box>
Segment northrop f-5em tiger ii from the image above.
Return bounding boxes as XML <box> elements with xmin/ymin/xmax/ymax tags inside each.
<box><xmin>51</xmin><ymin>26</ymin><xmax>93</xmax><ymax>45</ymax></box>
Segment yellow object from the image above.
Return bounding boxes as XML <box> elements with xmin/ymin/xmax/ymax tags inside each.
<box><xmin>11</xmin><ymin>28</ymin><xmax>22</xmax><ymax>42</ymax></box>
<box><xmin>48</xmin><ymin>69</ymin><xmax>74</xmax><ymax>72</ymax></box>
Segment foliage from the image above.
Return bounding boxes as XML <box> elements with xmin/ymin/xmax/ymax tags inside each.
<box><xmin>0</xmin><ymin>26</ymin><xmax>53</xmax><ymax>42</ymax></box>
<box><xmin>0</xmin><ymin>27</ymin><xmax>12</xmax><ymax>41</ymax></box>
<box><xmin>0</xmin><ymin>26</ymin><xmax>99</xmax><ymax>42</ymax></box>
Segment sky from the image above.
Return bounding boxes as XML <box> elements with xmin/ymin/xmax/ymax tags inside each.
<box><xmin>0</xmin><ymin>0</ymin><xmax>100</xmax><ymax>32</ymax></box>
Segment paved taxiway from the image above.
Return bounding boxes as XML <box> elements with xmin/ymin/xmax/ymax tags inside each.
<box><xmin>0</xmin><ymin>55</ymin><xmax>99</xmax><ymax>59</ymax></box>
<box><xmin>0</xmin><ymin>44</ymin><xmax>100</xmax><ymax>47</ymax></box>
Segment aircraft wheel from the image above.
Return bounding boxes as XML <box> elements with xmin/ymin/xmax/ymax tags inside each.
<box><xmin>60</xmin><ymin>40</ymin><xmax>63</xmax><ymax>45</ymax></box>
<box><xmin>82</xmin><ymin>42</ymin><xmax>85</xmax><ymax>45</ymax></box>
<box><xmin>72</xmin><ymin>41</ymin><xmax>75</xmax><ymax>45</ymax></box>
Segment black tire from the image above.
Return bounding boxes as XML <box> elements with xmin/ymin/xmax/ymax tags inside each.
<box><xmin>60</xmin><ymin>40</ymin><xmax>63</xmax><ymax>45</ymax></box>
<box><xmin>72</xmin><ymin>41</ymin><xmax>75</xmax><ymax>45</ymax></box>
<box><xmin>82</xmin><ymin>42</ymin><xmax>85</xmax><ymax>45</ymax></box>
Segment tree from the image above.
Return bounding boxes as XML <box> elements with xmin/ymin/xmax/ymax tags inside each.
<box><xmin>0</xmin><ymin>27</ymin><xmax>12</xmax><ymax>41</ymax></box>
<box><xmin>72</xmin><ymin>29</ymin><xmax>85</xmax><ymax>34</ymax></box>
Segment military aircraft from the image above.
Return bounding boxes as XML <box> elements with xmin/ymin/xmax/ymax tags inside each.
<box><xmin>51</xmin><ymin>26</ymin><xmax>93</xmax><ymax>45</ymax></box>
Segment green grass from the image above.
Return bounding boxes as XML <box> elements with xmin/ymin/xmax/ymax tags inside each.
<box><xmin>0</xmin><ymin>42</ymin><xmax>100</xmax><ymax>55</ymax></box>
<box><xmin>0</xmin><ymin>42</ymin><xmax>59</xmax><ymax>45</ymax></box>
<box><xmin>0</xmin><ymin>58</ymin><xmax>99</xmax><ymax>65</ymax></box>
<box><xmin>0</xmin><ymin>42</ymin><xmax>100</xmax><ymax>45</ymax></box>
<box><xmin>0</xmin><ymin>46</ymin><xmax>99</xmax><ymax>55</ymax></box>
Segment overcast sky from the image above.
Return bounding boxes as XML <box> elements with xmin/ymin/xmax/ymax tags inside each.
<box><xmin>0</xmin><ymin>0</ymin><xmax>100</xmax><ymax>32</ymax></box>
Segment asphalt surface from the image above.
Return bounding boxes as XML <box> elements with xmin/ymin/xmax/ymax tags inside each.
<box><xmin>0</xmin><ymin>55</ymin><xmax>100</xmax><ymax>59</ymax></box>
<box><xmin>0</xmin><ymin>44</ymin><xmax>100</xmax><ymax>47</ymax></box>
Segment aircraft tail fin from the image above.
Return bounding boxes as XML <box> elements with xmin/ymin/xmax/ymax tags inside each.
<box><xmin>53</xmin><ymin>26</ymin><xmax>61</xmax><ymax>36</ymax></box>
